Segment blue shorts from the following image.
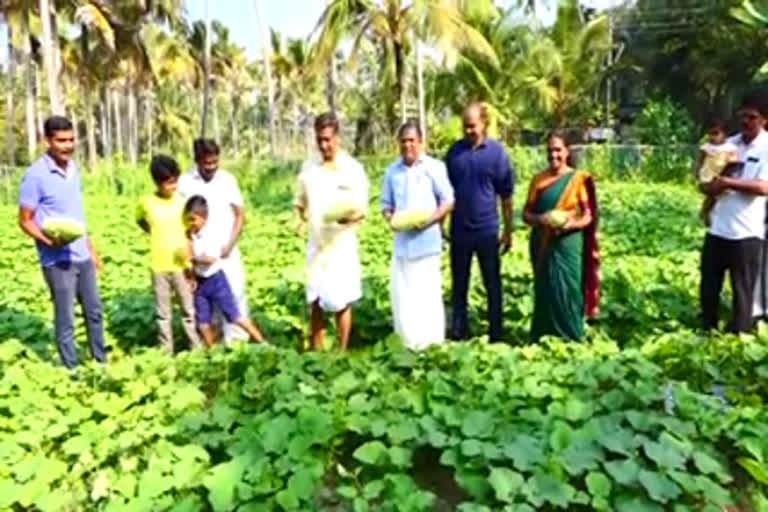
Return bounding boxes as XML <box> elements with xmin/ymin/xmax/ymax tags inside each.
<box><xmin>194</xmin><ymin>270</ymin><xmax>240</xmax><ymax>325</ymax></box>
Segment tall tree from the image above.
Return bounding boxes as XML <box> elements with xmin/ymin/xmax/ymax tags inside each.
<box><xmin>254</xmin><ymin>0</ymin><xmax>276</xmax><ymax>155</ymax></box>
<box><xmin>38</xmin><ymin>0</ymin><xmax>62</xmax><ymax>114</ymax></box>
<box><xmin>312</xmin><ymin>0</ymin><xmax>498</xmax><ymax>123</ymax></box>
<box><xmin>200</xmin><ymin>0</ymin><xmax>211</xmax><ymax>137</ymax></box>
<box><xmin>5</xmin><ymin>9</ymin><xmax>15</xmax><ymax>164</ymax></box>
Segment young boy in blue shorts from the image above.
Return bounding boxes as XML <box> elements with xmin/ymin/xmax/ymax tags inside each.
<box><xmin>183</xmin><ymin>195</ymin><xmax>266</xmax><ymax>346</ymax></box>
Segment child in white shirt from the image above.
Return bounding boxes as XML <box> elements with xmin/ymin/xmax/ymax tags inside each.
<box><xmin>183</xmin><ymin>195</ymin><xmax>266</xmax><ymax>346</ymax></box>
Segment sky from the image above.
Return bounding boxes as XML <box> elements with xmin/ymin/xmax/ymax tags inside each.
<box><xmin>0</xmin><ymin>0</ymin><xmax>626</xmax><ymax>65</ymax></box>
<box><xmin>184</xmin><ymin>0</ymin><xmax>564</xmax><ymax>59</ymax></box>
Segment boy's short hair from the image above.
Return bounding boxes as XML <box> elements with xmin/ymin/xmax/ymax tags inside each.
<box><xmin>184</xmin><ymin>195</ymin><xmax>208</xmax><ymax>217</ymax></box>
<box><xmin>43</xmin><ymin>116</ymin><xmax>73</xmax><ymax>137</ymax></box>
<box><xmin>193</xmin><ymin>138</ymin><xmax>220</xmax><ymax>161</ymax></box>
<box><xmin>150</xmin><ymin>154</ymin><xmax>180</xmax><ymax>184</ymax></box>
<box><xmin>314</xmin><ymin>112</ymin><xmax>339</xmax><ymax>134</ymax></box>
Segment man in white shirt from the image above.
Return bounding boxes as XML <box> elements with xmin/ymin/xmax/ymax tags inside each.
<box><xmin>178</xmin><ymin>139</ymin><xmax>248</xmax><ymax>342</ymax></box>
<box><xmin>294</xmin><ymin>113</ymin><xmax>368</xmax><ymax>350</ymax></box>
<box><xmin>701</xmin><ymin>91</ymin><xmax>768</xmax><ymax>333</ymax></box>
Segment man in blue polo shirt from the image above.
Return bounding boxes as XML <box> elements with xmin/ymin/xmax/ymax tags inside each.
<box><xmin>18</xmin><ymin>116</ymin><xmax>106</xmax><ymax>369</ymax></box>
<box><xmin>446</xmin><ymin>102</ymin><xmax>514</xmax><ymax>342</ymax></box>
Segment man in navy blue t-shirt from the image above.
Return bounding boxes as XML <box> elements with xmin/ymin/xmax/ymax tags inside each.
<box><xmin>445</xmin><ymin>102</ymin><xmax>514</xmax><ymax>342</ymax></box>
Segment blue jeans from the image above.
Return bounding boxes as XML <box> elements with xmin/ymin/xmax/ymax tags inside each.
<box><xmin>42</xmin><ymin>260</ymin><xmax>106</xmax><ymax>368</ymax></box>
<box><xmin>450</xmin><ymin>234</ymin><xmax>503</xmax><ymax>341</ymax></box>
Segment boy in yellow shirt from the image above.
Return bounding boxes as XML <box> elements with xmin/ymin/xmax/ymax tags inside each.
<box><xmin>136</xmin><ymin>155</ymin><xmax>201</xmax><ymax>353</ymax></box>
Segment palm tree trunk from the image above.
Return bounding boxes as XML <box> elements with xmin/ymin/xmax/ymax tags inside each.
<box><xmin>79</xmin><ymin>24</ymin><xmax>96</xmax><ymax>169</ymax></box>
<box><xmin>127</xmin><ymin>82</ymin><xmax>137</xmax><ymax>163</ymax></box>
<box><xmin>323</xmin><ymin>0</ymin><xmax>336</xmax><ymax>113</ymax></box>
<box><xmin>230</xmin><ymin>100</ymin><xmax>239</xmax><ymax>153</ymax></box>
<box><xmin>394</xmin><ymin>40</ymin><xmax>406</xmax><ymax>124</ymax></box>
<box><xmin>35</xmin><ymin>68</ymin><xmax>43</xmax><ymax>137</ymax></box>
<box><xmin>112</xmin><ymin>87</ymin><xmax>122</xmax><ymax>157</ymax></box>
<box><xmin>22</xmin><ymin>7</ymin><xmax>36</xmax><ymax>160</ymax></box>
<box><xmin>101</xmin><ymin>87</ymin><xmax>111</xmax><ymax>157</ymax></box>
<box><xmin>416</xmin><ymin>40</ymin><xmax>426</xmax><ymax>144</ymax></box>
<box><xmin>71</xmin><ymin>106</ymin><xmax>80</xmax><ymax>147</ymax></box>
<box><xmin>147</xmin><ymin>92</ymin><xmax>154</xmax><ymax>157</ymax></box>
<box><xmin>212</xmin><ymin>93</ymin><xmax>221</xmax><ymax>143</ymax></box>
<box><xmin>254</xmin><ymin>0</ymin><xmax>276</xmax><ymax>155</ymax></box>
<box><xmin>85</xmin><ymin>90</ymin><xmax>96</xmax><ymax>169</ymax></box>
<box><xmin>38</xmin><ymin>0</ymin><xmax>63</xmax><ymax>115</ymax></box>
<box><xmin>6</xmin><ymin>14</ymin><xmax>15</xmax><ymax>165</ymax></box>
<box><xmin>201</xmin><ymin>0</ymin><xmax>211</xmax><ymax>137</ymax></box>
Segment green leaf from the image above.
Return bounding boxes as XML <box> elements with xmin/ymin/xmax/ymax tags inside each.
<box><xmin>456</xmin><ymin>469</ymin><xmax>492</xmax><ymax>501</ymax></box>
<box><xmin>275</xmin><ymin>488</ymin><xmax>299</xmax><ymax>510</ymax></box>
<box><xmin>503</xmin><ymin>435</ymin><xmax>544</xmax><ymax>471</ymax></box>
<box><xmin>585</xmin><ymin>471</ymin><xmax>611</xmax><ymax>498</ymax></box>
<box><xmin>332</xmin><ymin>371</ymin><xmax>360</xmax><ymax>396</ymax></box>
<box><xmin>692</xmin><ymin>451</ymin><xmax>728</xmax><ymax>480</ymax></box>
<box><xmin>597</xmin><ymin>427</ymin><xmax>638</xmax><ymax>456</ymax></box>
<box><xmin>389</xmin><ymin>446</ymin><xmax>412</xmax><ymax>468</ymax></box>
<box><xmin>203</xmin><ymin>458</ymin><xmax>247</xmax><ymax>512</ymax></box>
<box><xmin>637</xmin><ymin>470</ymin><xmax>681</xmax><ymax>503</ymax></box>
<box><xmin>738</xmin><ymin>457</ymin><xmax>768</xmax><ymax>484</ymax></box>
<box><xmin>549</xmin><ymin>421</ymin><xmax>573</xmax><ymax>451</ymax></box>
<box><xmin>560</xmin><ymin>441</ymin><xmax>602</xmax><ymax>475</ymax></box>
<box><xmin>524</xmin><ymin>472</ymin><xmax>575</xmax><ymax>508</ymax></box>
<box><xmin>286</xmin><ymin>468</ymin><xmax>316</xmax><ymax>502</ymax></box>
<box><xmin>91</xmin><ymin>470</ymin><xmax>110</xmax><ymax>501</ymax></box>
<box><xmin>564</xmin><ymin>398</ymin><xmax>593</xmax><ymax>422</ymax></box>
<box><xmin>387</xmin><ymin>421</ymin><xmax>419</xmax><ymax>444</ymax></box>
<box><xmin>643</xmin><ymin>439</ymin><xmax>686</xmax><ymax>470</ymax></box>
<box><xmin>0</xmin><ymin>478</ymin><xmax>19</xmax><ymax>508</ymax></box>
<box><xmin>604</xmin><ymin>458</ymin><xmax>640</xmax><ymax>486</ymax></box>
<box><xmin>461</xmin><ymin>439</ymin><xmax>485</xmax><ymax>457</ymax></box>
<box><xmin>488</xmin><ymin>467</ymin><xmax>524</xmax><ymax>503</ymax></box>
<box><xmin>353</xmin><ymin>441</ymin><xmax>388</xmax><ymax>466</ymax></box>
<box><xmin>363</xmin><ymin>480</ymin><xmax>385</xmax><ymax>500</ymax></box>
<box><xmin>615</xmin><ymin>493</ymin><xmax>663</xmax><ymax>512</ymax></box>
<box><xmin>462</xmin><ymin>411</ymin><xmax>495</xmax><ymax>439</ymax></box>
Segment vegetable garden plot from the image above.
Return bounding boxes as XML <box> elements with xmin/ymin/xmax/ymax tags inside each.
<box><xmin>1</xmin><ymin>161</ymin><xmax>768</xmax><ymax>510</ymax></box>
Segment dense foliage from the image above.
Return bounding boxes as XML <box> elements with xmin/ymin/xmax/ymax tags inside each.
<box><xmin>1</xmin><ymin>158</ymin><xmax>768</xmax><ymax>510</ymax></box>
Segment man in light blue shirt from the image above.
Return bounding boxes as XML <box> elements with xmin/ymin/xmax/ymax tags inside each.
<box><xmin>381</xmin><ymin>121</ymin><xmax>454</xmax><ymax>349</ymax></box>
<box><xmin>18</xmin><ymin>116</ymin><xmax>105</xmax><ymax>369</ymax></box>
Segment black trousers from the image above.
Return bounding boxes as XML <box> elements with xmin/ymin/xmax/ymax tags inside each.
<box><xmin>450</xmin><ymin>234</ymin><xmax>503</xmax><ymax>341</ymax></box>
<box><xmin>700</xmin><ymin>234</ymin><xmax>762</xmax><ymax>333</ymax></box>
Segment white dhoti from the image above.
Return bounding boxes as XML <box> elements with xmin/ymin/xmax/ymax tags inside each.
<box><xmin>390</xmin><ymin>254</ymin><xmax>445</xmax><ymax>350</ymax></box>
<box><xmin>218</xmin><ymin>245</ymin><xmax>249</xmax><ymax>341</ymax></box>
<box><xmin>306</xmin><ymin>232</ymin><xmax>362</xmax><ymax>312</ymax></box>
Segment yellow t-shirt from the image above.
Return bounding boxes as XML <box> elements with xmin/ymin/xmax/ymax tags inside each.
<box><xmin>135</xmin><ymin>193</ymin><xmax>188</xmax><ymax>273</ymax></box>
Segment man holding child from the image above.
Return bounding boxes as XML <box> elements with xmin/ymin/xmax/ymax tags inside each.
<box><xmin>178</xmin><ymin>139</ymin><xmax>248</xmax><ymax>342</ymax></box>
<box><xmin>700</xmin><ymin>91</ymin><xmax>768</xmax><ymax>333</ymax></box>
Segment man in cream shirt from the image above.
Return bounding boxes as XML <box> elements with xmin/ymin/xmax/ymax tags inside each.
<box><xmin>294</xmin><ymin>113</ymin><xmax>368</xmax><ymax>350</ymax></box>
<box><xmin>701</xmin><ymin>91</ymin><xmax>768</xmax><ymax>333</ymax></box>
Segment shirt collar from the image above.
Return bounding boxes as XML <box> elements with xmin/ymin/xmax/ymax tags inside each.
<box><xmin>43</xmin><ymin>153</ymin><xmax>74</xmax><ymax>177</ymax></box>
<box><xmin>193</xmin><ymin>168</ymin><xmax>220</xmax><ymax>183</ymax></box>
<box><xmin>398</xmin><ymin>153</ymin><xmax>426</xmax><ymax>169</ymax></box>
<box><xmin>738</xmin><ymin>129</ymin><xmax>768</xmax><ymax>149</ymax></box>
<box><xmin>464</xmin><ymin>137</ymin><xmax>487</xmax><ymax>150</ymax></box>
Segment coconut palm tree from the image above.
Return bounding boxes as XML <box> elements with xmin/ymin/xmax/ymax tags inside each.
<box><xmin>37</xmin><ymin>0</ymin><xmax>62</xmax><ymax>114</ymax></box>
<box><xmin>254</xmin><ymin>0</ymin><xmax>276</xmax><ymax>155</ymax></box>
<box><xmin>312</xmin><ymin>0</ymin><xmax>498</xmax><ymax>123</ymax></box>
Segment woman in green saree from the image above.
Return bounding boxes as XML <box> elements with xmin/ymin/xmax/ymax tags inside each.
<box><xmin>523</xmin><ymin>133</ymin><xmax>600</xmax><ymax>341</ymax></box>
